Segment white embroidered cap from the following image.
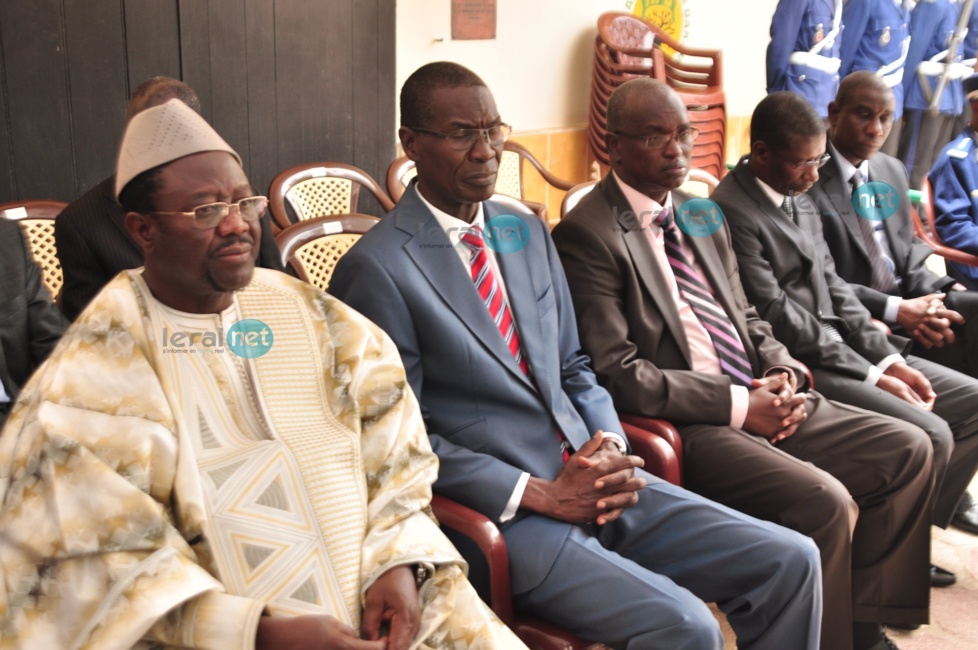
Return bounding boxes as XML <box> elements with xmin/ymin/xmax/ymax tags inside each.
<box><xmin>114</xmin><ymin>98</ymin><xmax>241</xmax><ymax>200</ymax></box>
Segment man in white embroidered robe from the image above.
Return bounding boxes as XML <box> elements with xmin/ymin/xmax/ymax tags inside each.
<box><xmin>0</xmin><ymin>98</ymin><xmax>522</xmax><ymax>650</ymax></box>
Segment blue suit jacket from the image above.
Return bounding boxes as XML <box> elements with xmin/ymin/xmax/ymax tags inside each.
<box><xmin>840</xmin><ymin>0</ymin><xmax>909</xmax><ymax>118</ymax></box>
<box><xmin>931</xmin><ymin>127</ymin><xmax>978</xmax><ymax>286</ymax></box>
<box><xmin>329</xmin><ymin>185</ymin><xmax>622</xmax><ymax>593</ymax></box>
<box><xmin>903</xmin><ymin>0</ymin><xmax>962</xmax><ymax>115</ymax></box>
<box><xmin>766</xmin><ymin>0</ymin><xmax>841</xmax><ymax>117</ymax></box>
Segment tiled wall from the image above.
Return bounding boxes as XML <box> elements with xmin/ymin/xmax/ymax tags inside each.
<box><xmin>511</xmin><ymin>115</ymin><xmax>753</xmax><ymax>225</ymax></box>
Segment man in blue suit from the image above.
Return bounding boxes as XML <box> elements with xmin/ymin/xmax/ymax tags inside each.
<box><xmin>766</xmin><ymin>0</ymin><xmax>843</xmax><ymax>119</ymax></box>
<box><xmin>931</xmin><ymin>72</ymin><xmax>978</xmax><ymax>289</ymax></box>
<box><xmin>898</xmin><ymin>0</ymin><xmax>967</xmax><ymax>189</ymax></box>
<box><xmin>840</xmin><ymin>0</ymin><xmax>911</xmax><ymax>155</ymax></box>
<box><xmin>329</xmin><ymin>62</ymin><xmax>822</xmax><ymax>649</ymax></box>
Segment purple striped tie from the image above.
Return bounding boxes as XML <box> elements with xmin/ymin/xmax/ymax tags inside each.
<box><xmin>656</xmin><ymin>209</ymin><xmax>754</xmax><ymax>387</ymax></box>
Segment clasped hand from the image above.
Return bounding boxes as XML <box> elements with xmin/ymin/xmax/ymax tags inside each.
<box><xmin>897</xmin><ymin>294</ymin><xmax>965</xmax><ymax>349</ymax></box>
<box><xmin>744</xmin><ymin>372</ymin><xmax>807</xmax><ymax>444</ymax></box>
<box><xmin>255</xmin><ymin>565</ymin><xmax>420</xmax><ymax>650</ymax></box>
<box><xmin>542</xmin><ymin>431</ymin><xmax>646</xmax><ymax>526</ymax></box>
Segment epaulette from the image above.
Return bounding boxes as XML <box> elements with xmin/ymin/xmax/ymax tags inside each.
<box><xmin>947</xmin><ymin>135</ymin><xmax>974</xmax><ymax>159</ymax></box>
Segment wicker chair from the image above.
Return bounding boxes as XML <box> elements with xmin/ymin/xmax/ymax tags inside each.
<box><xmin>268</xmin><ymin>163</ymin><xmax>394</xmax><ymax>231</ymax></box>
<box><xmin>0</xmin><ymin>200</ymin><xmax>67</xmax><ymax>301</ymax></box>
<box><xmin>275</xmin><ymin>213</ymin><xmax>379</xmax><ymax>291</ymax></box>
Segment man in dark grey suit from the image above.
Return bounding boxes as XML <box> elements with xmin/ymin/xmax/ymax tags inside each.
<box><xmin>330</xmin><ymin>61</ymin><xmax>823</xmax><ymax>650</ymax></box>
<box><xmin>55</xmin><ymin>77</ymin><xmax>283</xmax><ymax>321</ymax></box>
<box><xmin>810</xmin><ymin>70</ymin><xmax>978</xmax><ymax>535</ymax></box>
<box><xmin>713</xmin><ymin>90</ymin><xmax>978</xmax><ymax>591</ymax></box>
<box><xmin>0</xmin><ymin>218</ymin><xmax>67</xmax><ymax>426</ymax></box>
<box><xmin>553</xmin><ymin>78</ymin><xmax>934</xmax><ymax>650</ymax></box>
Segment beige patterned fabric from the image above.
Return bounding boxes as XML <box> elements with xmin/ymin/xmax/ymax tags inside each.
<box><xmin>0</xmin><ymin>269</ymin><xmax>523</xmax><ymax>650</ymax></box>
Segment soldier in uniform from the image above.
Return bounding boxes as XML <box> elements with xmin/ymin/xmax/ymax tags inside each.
<box><xmin>840</xmin><ymin>0</ymin><xmax>912</xmax><ymax>155</ymax></box>
<box><xmin>898</xmin><ymin>0</ymin><xmax>967</xmax><ymax>189</ymax></box>
<box><xmin>767</xmin><ymin>0</ymin><xmax>843</xmax><ymax>120</ymax></box>
<box><xmin>952</xmin><ymin>2</ymin><xmax>978</xmax><ymax>134</ymax></box>
<box><xmin>930</xmin><ymin>72</ymin><xmax>978</xmax><ymax>290</ymax></box>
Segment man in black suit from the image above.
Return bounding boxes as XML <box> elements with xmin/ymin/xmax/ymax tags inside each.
<box><xmin>810</xmin><ymin>70</ymin><xmax>978</xmax><ymax>535</ymax></box>
<box><xmin>55</xmin><ymin>77</ymin><xmax>283</xmax><ymax>321</ymax></box>
<box><xmin>713</xmin><ymin>90</ymin><xmax>978</xmax><ymax>590</ymax></box>
<box><xmin>0</xmin><ymin>218</ymin><xmax>67</xmax><ymax>426</ymax></box>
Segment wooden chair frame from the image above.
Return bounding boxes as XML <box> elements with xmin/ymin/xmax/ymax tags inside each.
<box><xmin>274</xmin><ymin>213</ymin><xmax>379</xmax><ymax>290</ymax></box>
<box><xmin>0</xmin><ymin>199</ymin><xmax>68</xmax><ymax>301</ymax></box>
<box><xmin>268</xmin><ymin>162</ymin><xmax>394</xmax><ymax>231</ymax></box>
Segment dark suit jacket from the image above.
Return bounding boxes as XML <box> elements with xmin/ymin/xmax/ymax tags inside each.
<box><xmin>55</xmin><ymin>176</ymin><xmax>286</xmax><ymax>321</ymax></box>
<box><xmin>329</xmin><ymin>184</ymin><xmax>621</xmax><ymax>594</ymax></box>
<box><xmin>0</xmin><ymin>219</ymin><xmax>67</xmax><ymax>406</ymax></box>
<box><xmin>551</xmin><ymin>175</ymin><xmax>803</xmax><ymax>426</ymax></box>
<box><xmin>808</xmin><ymin>149</ymin><xmax>954</xmax><ymax>318</ymax></box>
<box><xmin>713</xmin><ymin>156</ymin><xmax>910</xmax><ymax>380</ymax></box>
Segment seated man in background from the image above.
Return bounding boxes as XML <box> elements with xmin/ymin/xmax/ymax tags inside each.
<box><xmin>55</xmin><ymin>76</ymin><xmax>283</xmax><ymax>321</ymax></box>
<box><xmin>0</xmin><ymin>98</ymin><xmax>522</xmax><ymax>650</ymax></box>
<box><xmin>810</xmin><ymin>70</ymin><xmax>978</xmax><ymax>535</ymax></box>
<box><xmin>553</xmin><ymin>77</ymin><xmax>934</xmax><ymax>650</ymax></box>
<box><xmin>930</xmin><ymin>72</ymin><xmax>978</xmax><ymax>292</ymax></box>
<box><xmin>0</xmin><ymin>219</ymin><xmax>66</xmax><ymax>427</ymax></box>
<box><xmin>713</xmin><ymin>90</ymin><xmax>978</xmax><ymax>593</ymax></box>
<box><xmin>331</xmin><ymin>61</ymin><xmax>823</xmax><ymax>650</ymax></box>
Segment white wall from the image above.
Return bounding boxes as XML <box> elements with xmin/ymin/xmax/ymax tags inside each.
<box><xmin>395</xmin><ymin>0</ymin><xmax>781</xmax><ymax>131</ymax></box>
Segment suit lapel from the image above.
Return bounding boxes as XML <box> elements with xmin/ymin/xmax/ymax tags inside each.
<box><xmin>601</xmin><ymin>177</ymin><xmax>695</xmax><ymax>368</ymax></box>
<box><xmin>820</xmin><ymin>157</ymin><xmax>873</xmax><ymax>269</ymax></box>
<box><xmin>396</xmin><ymin>187</ymin><xmax>534</xmax><ymax>388</ymax></box>
<box><xmin>733</xmin><ymin>160</ymin><xmax>819</xmax><ymax>266</ymax></box>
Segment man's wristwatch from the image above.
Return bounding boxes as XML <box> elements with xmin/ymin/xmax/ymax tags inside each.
<box><xmin>413</xmin><ymin>563</ymin><xmax>431</xmax><ymax>589</ymax></box>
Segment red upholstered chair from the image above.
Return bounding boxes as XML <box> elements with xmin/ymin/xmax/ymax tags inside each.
<box><xmin>430</xmin><ymin>417</ymin><xmax>682</xmax><ymax>649</ymax></box>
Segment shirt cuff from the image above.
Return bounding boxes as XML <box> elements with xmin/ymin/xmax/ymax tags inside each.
<box><xmin>865</xmin><ymin>353</ymin><xmax>903</xmax><ymax>384</ymax></box>
<box><xmin>500</xmin><ymin>472</ymin><xmax>530</xmax><ymax>523</ymax></box>
<box><xmin>602</xmin><ymin>431</ymin><xmax>628</xmax><ymax>454</ymax></box>
<box><xmin>729</xmin><ymin>385</ymin><xmax>750</xmax><ymax>429</ymax></box>
<box><xmin>150</xmin><ymin>591</ymin><xmax>266</xmax><ymax>650</ymax></box>
<box><xmin>883</xmin><ymin>295</ymin><xmax>902</xmax><ymax>323</ymax></box>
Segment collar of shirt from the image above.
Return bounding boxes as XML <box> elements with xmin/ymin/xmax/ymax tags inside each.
<box><xmin>611</xmin><ymin>170</ymin><xmax>673</xmax><ymax>231</ymax></box>
<box><xmin>754</xmin><ymin>175</ymin><xmax>787</xmax><ymax>211</ymax></box>
<box><xmin>413</xmin><ymin>187</ymin><xmax>513</xmax><ymax>304</ymax></box>
<box><xmin>414</xmin><ymin>187</ymin><xmax>487</xmax><ymax>241</ymax></box>
<box><xmin>828</xmin><ymin>139</ymin><xmax>869</xmax><ymax>185</ymax></box>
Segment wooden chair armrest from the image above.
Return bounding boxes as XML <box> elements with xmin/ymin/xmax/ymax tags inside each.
<box><xmin>619</xmin><ymin>415</ymin><xmax>683</xmax><ymax>486</ymax></box>
<box><xmin>429</xmin><ymin>494</ymin><xmax>514</xmax><ymax>624</ymax></box>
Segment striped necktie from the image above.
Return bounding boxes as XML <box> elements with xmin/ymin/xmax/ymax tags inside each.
<box><xmin>850</xmin><ymin>170</ymin><xmax>900</xmax><ymax>294</ymax></box>
<box><xmin>459</xmin><ymin>226</ymin><xmax>527</xmax><ymax>373</ymax></box>
<box><xmin>781</xmin><ymin>195</ymin><xmax>796</xmax><ymax>223</ymax></box>
<box><xmin>655</xmin><ymin>209</ymin><xmax>754</xmax><ymax>387</ymax></box>
<box><xmin>460</xmin><ymin>227</ymin><xmax>570</xmax><ymax>460</ymax></box>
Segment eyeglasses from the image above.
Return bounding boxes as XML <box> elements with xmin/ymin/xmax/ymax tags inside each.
<box><xmin>613</xmin><ymin>127</ymin><xmax>700</xmax><ymax>150</ymax></box>
<box><xmin>152</xmin><ymin>196</ymin><xmax>268</xmax><ymax>229</ymax></box>
<box><xmin>407</xmin><ymin>123</ymin><xmax>513</xmax><ymax>150</ymax></box>
<box><xmin>784</xmin><ymin>152</ymin><xmax>831</xmax><ymax>170</ymax></box>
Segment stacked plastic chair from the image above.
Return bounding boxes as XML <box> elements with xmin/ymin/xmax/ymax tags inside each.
<box><xmin>591</xmin><ymin>12</ymin><xmax>727</xmax><ymax>181</ymax></box>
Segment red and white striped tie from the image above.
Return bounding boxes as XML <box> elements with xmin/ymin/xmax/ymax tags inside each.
<box><xmin>460</xmin><ymin>226</ymin><xmax>570</xmax><ymax>461</ymax></box>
